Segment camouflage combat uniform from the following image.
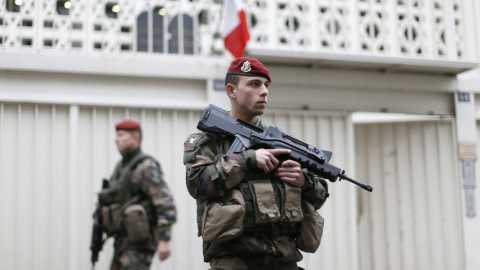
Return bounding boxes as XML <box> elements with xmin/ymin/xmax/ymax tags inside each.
<box><xmin>183</xmin><ymin>119</ymin><xmax>329</xmax><ymax>270</ymax></box>
<box><xmin>107</xmin><ymin>147</ymin><xmax>177</xmax><ymax>270</ymax></box>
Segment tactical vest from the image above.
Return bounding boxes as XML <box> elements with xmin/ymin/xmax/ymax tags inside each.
<box><xmin>109</xmin><ymin>153</ymin><xmax>154</xmax><ymax>202</ymax></box>
<box><xmin>195</xmin><ymin>133</ymin><xmax>302</xmax><ymax>238</ymax></box>
<box><xmin>98</xmin><ymin>152</ymin><xmax>158</xmax><ymax>235</ymax></box>
<box><xmin>99</xmin><ymin>153</ymin><xmax>154</xmax><ymax>204</ymax></box>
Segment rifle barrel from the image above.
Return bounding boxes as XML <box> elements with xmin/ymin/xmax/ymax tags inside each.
<box><xmin>339</xmin><ymin>174</ymin><xmax>373</xmax><ymax>192</ymax></box>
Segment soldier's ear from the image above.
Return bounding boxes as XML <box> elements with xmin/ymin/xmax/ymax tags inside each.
<box><xmin>131</xmin><ymin>131</ymin><xmax>141</xmax><ymax>144</ymax></box>
<box><xmin>226</xmin><ymin>83</ymin><xmax>236</xmax><ymax>99</ymax></box>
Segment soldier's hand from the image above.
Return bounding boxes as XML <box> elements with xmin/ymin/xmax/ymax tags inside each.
<box><xmin>157</xmin><ymin>240</ymin><xmax>171</xmax><ymax>261</ymax></box>
<box><xmin>255</xmin><ymin>149</ymin><xmax>291</xmax><ymax>173</ymax></box>
<box><xmin>275</xmin><ymin>159</ymin><xmax>305</xmax><ymax>188</ymax></box>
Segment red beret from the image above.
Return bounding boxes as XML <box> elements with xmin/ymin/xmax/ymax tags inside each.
<box><xmin>227</xmin><ymin>57</ymin><xmax>271</xmax><ymax>82</ymax></box>
<box><xmin>115</xmin><ymin>119</ymin><xmax>141</xmax><ymax>130</ymax></box>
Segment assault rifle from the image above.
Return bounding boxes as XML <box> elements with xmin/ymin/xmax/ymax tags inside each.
<box><xmin>197</xmin><ymin>104</ymin><xmax>373</xmax><ymax>192</ymax></box>
<box><xmin>90</xmin><ymin>179</ymin><xmax>109</xmax><ymax>269</ymax></box>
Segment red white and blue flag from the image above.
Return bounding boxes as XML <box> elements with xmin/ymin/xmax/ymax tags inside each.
<box><xmin>221</xmin><ymin>0</ymin><xmax>250</xmax><ymax>58</ymax></box>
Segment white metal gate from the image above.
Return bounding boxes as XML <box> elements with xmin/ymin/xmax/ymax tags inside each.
<box><xmin>0</xmin><ymin>102</ymin><xmax>356</xmax><ymax>270</ymax></box>
<box><xmin>355</xmin><ymin>120</ymin><xmax>464</xmax><ymax>270</ymax></box>
<box><xmin>0</xmin><ymin>103</ymin><xmax>207</xmax><ymax>270</ymax></box>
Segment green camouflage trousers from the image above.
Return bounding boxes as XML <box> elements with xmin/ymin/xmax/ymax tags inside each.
<box><xmin>209</xmin><ymin>255</ymin><xmax>302</xmax><ymax>270</ymax></box>
<box><xmin>110</xmin><ymin>249</ymin><xmax>154</xmax><ymax>270</ymax></box>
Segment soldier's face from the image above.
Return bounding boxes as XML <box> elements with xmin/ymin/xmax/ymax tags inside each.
<box><xmin>115</xmin><ymin>130</ymin><xmax>138</xmax><ymax>154</ymax></box>
<box><xmin>232</xmin><ymin>75</ymin><xmax>269</xmax><ymax>119</ymax></box>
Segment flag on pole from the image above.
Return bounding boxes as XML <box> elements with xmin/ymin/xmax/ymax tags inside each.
<box><xmin>221</xmin><ymin>0</ymin><xmax>250</xmax><ymax>58</ymax></box>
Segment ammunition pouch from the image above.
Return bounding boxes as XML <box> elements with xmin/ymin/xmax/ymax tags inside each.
<box><xmin>98</xmin><ymin>181</ymin><xmax>124</xmax><ymax>236</ymax></box>
<box><xmin>296</xmin><ymin>200</ymin><xmax>324</xmax><ymax>253</ymax></box>
<box><xmin>101</xmin><ymin>200</ymin><xmax>152</xmax><ymax>239</ymax></box>
<box><xmin>248</xmin><ymin>180</ymin><xmax>280</xmax><ymax>224</ymax></box>
<box><xmin>198</xmin><ymin>177</ymin><xmax>306</xmax><ymax>243</ymax></box>
<box><xmin>202</xmin><ymin>189</ymin><xmax>245</xmax><ymax>243</ymax></box>
<box><xmin>123</xmin><ymin>204</ymin><xmax>151</xmax><ymax>243</ymax></box>
<box><xmin>241</xmin><ymin>179</ymin><xmax>303</xmax><ymax>238</ymax></box>
<box><xmin>239</xmin><ymin>179</ymin><xmax>303</xmax><ymax>228</ymax></box>
<box><xmin>101</xmin><ymin>203</ymin><xmax>123</xmax><ymax>236</ymax></box>
<box><xmin>283</xmin><ymin>183</ymin><xmax>303</xmax><ymax>223</ymax></box>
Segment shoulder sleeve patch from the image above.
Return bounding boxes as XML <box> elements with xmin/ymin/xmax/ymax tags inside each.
<box><xmin>184</xmin><ymin>134</ymin><xmax>202</xmax><ymax>151</ymax></box>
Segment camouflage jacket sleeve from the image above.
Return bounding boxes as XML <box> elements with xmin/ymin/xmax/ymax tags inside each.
<box><xmin>301</xmin><ymin>169</ymin><xmax>329</xmax><ymax>210</ymax></box>
<box><xmin>132</xmin><ymin>159</ymin><xmax>177</xmax><ymax>241</ymax></box>
<box><xmin>183</xmin><ymin>132</ymin><xmax>257</xmax><ymax>200</ymax></box>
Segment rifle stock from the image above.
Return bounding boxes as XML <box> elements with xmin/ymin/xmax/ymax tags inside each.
<box><xmin>197</xmin><ymin>104</ymin><xmax>373</xmax><ymax>192</ymax></box>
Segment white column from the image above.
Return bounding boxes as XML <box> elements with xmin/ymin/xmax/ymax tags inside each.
<box><xmin>345</xmin><ymin>112</ymin><xmax>359</xmax><ymax>270</ymax></box>
<box><xmin>68</xmin><ymin>105</ymin><xmax>79</xmax><ymax>270</ymax></box>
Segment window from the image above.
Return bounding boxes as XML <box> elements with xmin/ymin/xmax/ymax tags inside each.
<box><xmin>153</xmin><ymin>7</ymin><xmax>165</xmax><ymax>53</ymax></box>
<box><xmin>57</xmin><ymin>0</ymin><xmax>71</xmax><ymax>16</ymax></box>
<box><xmin>136</xmin><ymin>8</ymin><xmax>195</xmax><ymax>54</ymax></box>
<box><xmin>169</xmin><ymin>14</ymin><xmax>194</xmax><ymax>54</ymax></box>
<box><xmin>137</xmin><ymin>11</ymin><xmax>148</xmax><ymax>52</ymax></box>
<box><xmin>106</xmin><ymin>2</ymin><xmax>120</xmax><ymax>19</ymax></box>
<box><xmin>6</xmin><ymin>0</ymin><xmax>21</xmax><ymax>13</ymax></box>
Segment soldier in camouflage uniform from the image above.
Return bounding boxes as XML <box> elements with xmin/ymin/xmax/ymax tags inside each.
<box><xmin>99</xmin><ymin>119</ymin><xmax>177</xmax><ymax>270</ymax></box>
<box><xmin>183</xmin><ymin>57</ymin><xmax>329</xmax><ymax>270</ymax></box>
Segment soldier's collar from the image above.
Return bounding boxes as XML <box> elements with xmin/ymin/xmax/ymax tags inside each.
<box><xmin>123</xmin><ymin>146</ymin><xmax>141</xmax><ymax>163</ymax></box>
<box><xmin>255</xmin><ymin>117</ymin><xmax>267</xmax><ymax>130</ymax></box>
<box><xmin>254</xmin><ymin>117</ymin><xmax>261</xmax><ymax>126</ymax></box>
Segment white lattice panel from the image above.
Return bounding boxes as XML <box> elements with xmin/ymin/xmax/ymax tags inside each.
<box><xmin>244</xmin><ymin>0</ymin><xmax>464</xmax><ymax>59</ymax></box>
<box><xmin>196</xmin><ymin>0</ymin><xmax>221</xmax><ymax>55</ymax></box>
<box><xmin>1</xmin><ymin>0</ymin><xmax>37</xmax><ymax>50</ymax></box>
<box><xmin>0</xmin><ymin>0</ymin><xmax>468</xmax><ymax>60</ymax></box>
<box><xmin>39</xmin><ymin>0</ymin><xmax>88</xmax><ymax>52</ymax></box>
<box><xmin>453</xmin><ymin>0</ymin><xmax>464</xmax><ymax>59</ymax></box>
<box><xmin>88</xmin><ymin>0</ymin><xmax>136</xmax><ymax>53</ymax></box>
<box><xmin>274</xmin><ymin>1</ymin><xmax>311</xmax><ymax>50</ymax></box>
<box><xmin>432</xmin><ymin>0</ymin><xmax>449</xmax><ymax>58</ymax></box>
<box><xmin>317</xmin><ymin>0</ymin><xmax>349</xmax><ymax>52</ymax></box>
<box><xmin>396</xmin><ymin>0</ymin><xmax>428</xmax><ymax>57</ymax></box>
<box><xmin>357</xmin><ymin>0</ymin><xmax>388</xmax><ymax>55</ymax></box>
<box><xmin>244</xmin><ymin>0</ymin><xmax>270</xmax><ymax>46</ymax></box>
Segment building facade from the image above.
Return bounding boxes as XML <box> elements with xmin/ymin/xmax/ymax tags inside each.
<box><xmin>1</xmin><ymin>0</ymin><xmax>479</xmax><ymax>269</ymax></box>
